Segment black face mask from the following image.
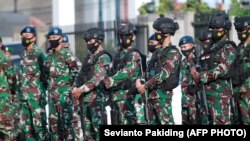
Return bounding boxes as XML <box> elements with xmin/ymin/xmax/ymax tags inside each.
<box><xmin>211</xmin><ymin>30</ymin><xmax>224</xmax><ymax>41</ymax></box>
<box><xmin>118</xmin><ymin>35</ymin><xmax>133</xmax><ymax>48</ymax></box>
<box><xmin>202</xmin><ymin>41</ymin><xmax>213</xmax><ymax>54</ymax></box>
<box><xmin>181</xmin><ymin>48</ymin><xmax>194</xmax><ymax>57</ymax></box>
<box><xmin>49</xmin><ymin>38</ymin><xmax>61</xmax><ymax>48</ymax></box>
<box><xmin>155</xmin><ymin>33</ymin><xmax>166</xmax><ymax>44</ymax></box>
<box><xmin>237</xmin><ymin>31</ymin><xmax>250</xmax><ymax>42</ymax></box>
<box><xmin>87</xmin><ymin>41</ymin><xmax>100</xmax><ymax>54</ymax></box>
<box><xmin>148</xmin><ymin>45</ymin><xmax>156</xmax><ymax>53</ymax></box>
<box><xmin>22</xmin><ymin>37</ymin><xmax>33</xmax><ymax>47</ymax></box>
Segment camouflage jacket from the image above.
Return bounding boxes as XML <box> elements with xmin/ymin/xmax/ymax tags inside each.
<box><xmin>76</xmin><ymin>50</ymin><xmax>111</xmax><ymax>103</ymax></box>
<box><xmin>180</xmin><ymin>58</ymin><xmax>197</xmax><ymax>106</ymax></box>
<box><xmin>46</xmin><ymin>48</ymin><xmax>78</xmax><ymax>90</ymax></box>
<box><xmin>238</xmin><ymin>41</ymin><xmax>250</xmax><ymax>93</ymax></box>
<box><xmin>103</xmin><ymin>47</ymin><xmax>141</xmax><ymax>101</ymax></box>
<box><xmin>19</xmin><ymin>45</ymin><xmax>46</xmax><ymax>98</ymax></box>
<box><xmin>144</xmin><ymin>44</ymin><xmax>181</xmax><ymax>100</ymax></box>
<box><xmin>199</xmin><ymin>39</ymin><xmax>236</xmax><ymax>97</ymax></box>
<box><xmin>0</xmin><ymin>50</ymin><xmax>16</xmax><ymax>94</ymax></box>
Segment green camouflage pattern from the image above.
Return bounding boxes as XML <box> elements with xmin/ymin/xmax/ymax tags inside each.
<box><xmin>144</xmin><ymin>45</ymin><xmax>181</xmax><ymax>125</ymax></box>
<box><xmin>199</xmin><ymin>39</ymin><xmax>236</xmax><ymax>125</ymax></box>
<box><xmin>19</xmin><ymin>45</ymin><xmax>47</xmax><ymax>140</ymax></box>
<box><xmin>238</xmin><ymin>41</ymin><xmax>250</xmax><ymax>125</ymax></box>
<box><xmin>103</xmin><ymin>47</ymin><xmax>141</xmax><ymax>125</ymax></box>
<box><xmin>0</xmin><ymin>50</ymin><xmax>16</xmax><ymax>140</ymax></box>
<box><xmin>180</xmin><ymin>58</ymin><xmax>198</xmax><ymax>124</ymax></box>
<box><xmin>46</xmin><ymin>48</ymin><xmax>78</xmax><ymax>140</ymax></box>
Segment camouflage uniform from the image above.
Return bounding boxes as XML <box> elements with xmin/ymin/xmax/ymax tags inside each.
<box><xmin>46</xmin><ymin>27</ymin><xmax>78</xmax><ymax>140</ymax></box>
<box><xmin>180</xmin><ymin>58</ymin><xmax>198</xmax><ymax>124</ymax></box>
<box><xmin>195</xmin><ymin>12</ymin><xmax>236</xmax><ymax>125</ymax></box>
<box><xmin>234</xmin><ymin>16</ymin><xmax>250</xmax><ymax>125</ymax></box>
<box><xmin>140</xmin><ymin>17</ymin><xmax>181</xmax><ymax>125</ymax></box>
<box><xmin>103</xmin><ymin>47</ymin><xmax>141</xmax><ymax>125</ymax></box>
<box><xmin>0</xmin><ymin>50</ymin><xmax>16</xmax><ymax>140</ymax></box>
<box><xmin>19</xmin><ymin>26</ymin><xmax>48</xmax><ymax>140</ymax></box>
<box><xmin>179</xmin><ymin>35</ymin><xmax>198</xmax><ymax>124</ymax></box>
<box><xmin>61</xmin><ymin>34</ymin><xmax>82</xmax><ymax>140</ymax></box>
<box><xmin>76</xmin><ymin>52</ymin><xmax>111</xmax><ymax>141</ymax></box>
<box><xmin>102</xmin><ymin>22</ymin><xmax>142</xmax><ymax>125</ymax></box>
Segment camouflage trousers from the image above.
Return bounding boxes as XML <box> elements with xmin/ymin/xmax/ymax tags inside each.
<box><xmin>207</xmin><ymin>95</ymin><xmax>231</xmax><ymax>125</ymax></box>
<box><xmin>72</xmin><ymin>99</ymin><xmax>82</xmax><ymax>141</ymax></box>
<box><xmin>48</xmin><ymin>86</ymin><xmax>74</xmax><ymax>141</ymax></box>
<box><xmin>148</xmin><ymin>98</ymin><xmax>174</xmax><ymax>125</ymax></box>
<box><xmin>12</xmin><ymin>93</ymin><xmax>21</xmax><ymax>140</ymax></box>
<box><xmin>81</xmin><ymin>98</ymin><xmax>104</xmax><ymax>141</ymax></box>
<box><xmin>134</xmin><ymin>94</ymin><xmax>146</xmax><ymax>124</ymax></box>
<box><xmin>113</xmin><ymin>99</ymin><xmax>137</xmax><ymax>125</ymax></box>
<box><xmin>239</xmin><ymin>91</ymin><xmax>250</xmax><ymax>125</ymax></box>
<box><xmin>20</xmin><ymin>91</ymin><xmax>46</xmax><ymax>141</ymax></box>
<box><xmin>0</xmin><ymin>91</ymin><xmax>14</xmax><ymax>141</ymax></box>
<box><xmin>182</xmin><ymin>95</ymin><xmax>197</xmax><ymax>124</ymax></box>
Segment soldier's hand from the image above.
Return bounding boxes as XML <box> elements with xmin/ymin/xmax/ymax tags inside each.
<box><xmin>190</xmin><ymin>67</ymin><xmax>200</xmax><ymax>83</ymax></box>
<box><xmin>136</xmin><ymin>79</ymin><xmax>146</xmax><ymax>94</ymax></box>
<box><xmin>136</xmin><ymin>79</ymin><xmax>142</xmax><ymax>87</ymax></box>
<box><xmin>71</xmin><ymin>87</ymin><xmax>78</xmax><ymax>94</ymax></box>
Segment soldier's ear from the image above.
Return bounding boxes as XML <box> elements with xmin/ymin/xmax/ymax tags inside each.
<box><xmin>132</xmin><ymin>34</ymin><xmax>136</xmax><ymax>41</ymax></box>
<box><xmin>32</xmin><ymin>36</ymin><xmax>37</xmax><ymax>42</ymax></box>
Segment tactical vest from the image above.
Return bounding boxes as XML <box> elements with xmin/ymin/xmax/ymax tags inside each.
<box><xmin>74</xmin><ymin>50</ymin><xmax>112</xmax><ymax>88</ymax></box>
<box><xmin>199</xmin><ymin>40</ymin><xmax>236</xmax><ymax>81</ymax></box>
<box><xmin>148</xmin><ymin>50</ymin><xmax>161</xmax><ymax>78</ymax></box>
<box><xmin>237</xmin><ymin>43</ymin><xmax>250</xmax><ymax>85</ymax></box>
<box><xmin>111</xmin><ymin>48</ymin><xmax>145</xmax><ymax>90</ymax></box>
<box><xmin>155</xmin><ymin>45</ymin><xmax>181</xmax><ymax>91</ymax></box>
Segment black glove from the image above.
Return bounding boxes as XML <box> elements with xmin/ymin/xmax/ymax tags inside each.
<box><xmin>187</xmin><ymin>84</ymin><xmax>198</xmax><ymax>95</ymax></box>
<box><xmin>99</xmin><ymin>80</ymin><xmax>106</xmax><ymax>90</ymax></box>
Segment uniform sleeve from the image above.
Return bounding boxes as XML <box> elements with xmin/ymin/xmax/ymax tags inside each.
<box><xmin>144</xmin><ymin>48</ymin><xmax>181</xmax><ymax>89</ymax></box>
<box><xmin>200</xmin><ymin>44</ymin><xmax>236</xmax><ymax>84</ymax></box>
<box><xmin>79</xmin><ymin>54</ymin><xmax>111</xmax><ymax>93</ymax></box>
<box><xmin>104</xmin><ymin>51</ymin><xmax>141</xmax><ymax>89</ymax></box>
<box><xmin>4</xmin><ymin>57</ymin><xmax>16</xmax><ymax>92</ymax></box>
<box><xmin>180</xmin><ymin>60</ymin><xmax>189</xmax><ymax>95</ymax></box>
<box><xmin>65</xmin><ymin>51</ymin><xmax>79</xmax><ymax>77</ymax></box>
<box><xmin>37</xmin><ymin>49</ymin><xmax>48</xmax><ymax>83</ymax></box>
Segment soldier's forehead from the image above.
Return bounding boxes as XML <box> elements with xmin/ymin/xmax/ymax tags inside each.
<box><xmin>22</xmin><ymin>33</ymin><xmax>34</xmax><ymax>36</ymax></box>
<box><xmin>49</xmin><ymin>35</ymin><xmax>61</xmax><ymax>38</ymax></box>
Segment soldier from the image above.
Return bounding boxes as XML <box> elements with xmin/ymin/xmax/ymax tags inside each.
<box><xmin>71</xmin><ymin>27</ymin><xmax>111</xmax><ymax>141</ymax></box>
<box><xmin>19</xmin><ymin>26</ymin><xmax>48</xmax><ymax>140</ymax></box>
<box><xmin>234</xmin><ymin>16</ymin><xmax>250</xmax><ymax>125</ymax></box>
<box><xmin>0</xmin><ymin>46</ymin><xmax>16</xmax><ymax>140</ymax></box>
<box><xmin>136</xmin><ymin>17</ymin><xmax>181</xmax><ymax>125</ymax></box>
<box><xmin>190</xmin><ymin>12</ymin><xmax>236</xmax><ymax>125</ymax></box>
<box><xmin>179</xmin><ymin>35</ymin><xmax>199</xmax><ymax>124</ymax></box>
<box><xmin>46</xmin><ymin>27</ymin><xmax>78</xmax><ymax>140</ymax></box>
<box><xmin>100</xmin><ymin>21</ymin><xmax>142</xmax><ymax>125</ymax></box>
<box><xmin>61</xmin><ymin>33</ymin><xmax>82</xmax><ymax>140</ymax></box>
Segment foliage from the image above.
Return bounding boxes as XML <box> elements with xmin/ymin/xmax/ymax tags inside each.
<box><xmin>138</xmin><ymin>2</ymin><xmax>147</xmax><ymax>15</ymax></box>
<box><xmin>157</xmin><ymin>0</ymin><xmax>174</xmax><ymax>15</ymax></box>
<box><xmin>229</xmin><ymin>0</ymin><xmax>250</xmax><ymax>16</ymax></box>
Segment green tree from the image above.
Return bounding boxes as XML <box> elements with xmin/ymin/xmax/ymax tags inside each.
<box><xmin>229</xmin><ymin>0</ymin><xmax>250</xmax><ymax>16</ymax></box>
<box><xmin>157</xmin><ymin>0</ymin><xmax>174</xmax><ymax>15</ymax></box>
<box><xmin>179</xmin><ymin>0</ymin><xmax>213</xmax><ymax>13</ymax></box>
<box><xmin>138</xmin><ymin>2</ymin><xmax>147</xmax><ymax>15</ymax></box>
